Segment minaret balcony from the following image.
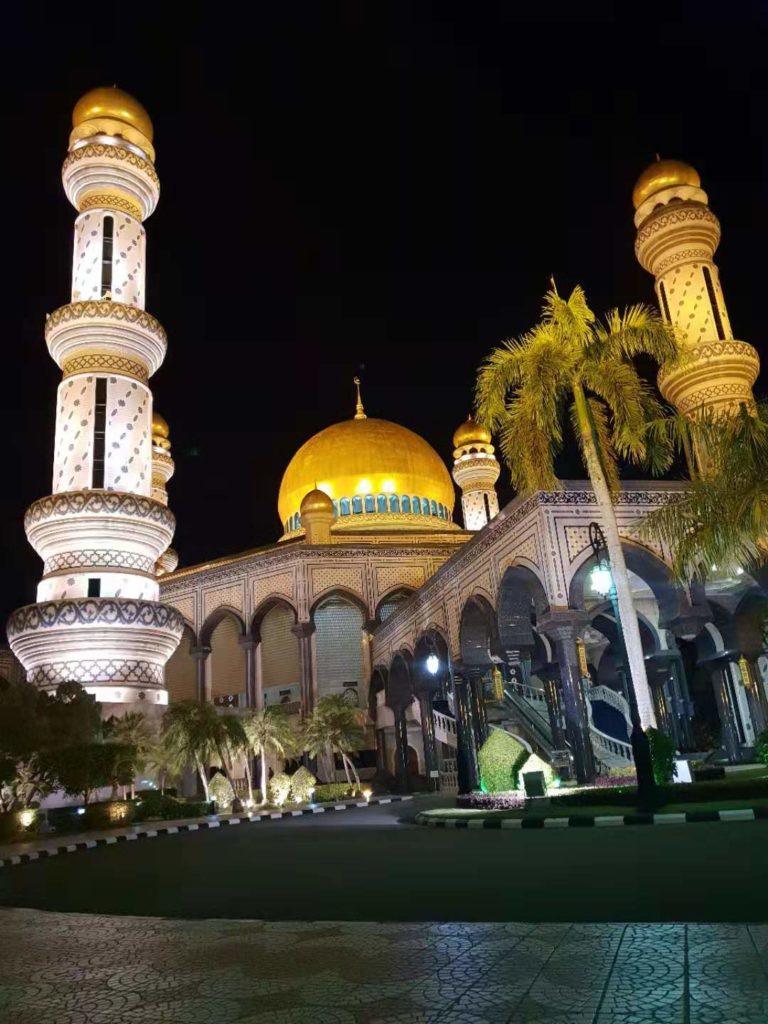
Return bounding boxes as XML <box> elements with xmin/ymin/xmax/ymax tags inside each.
<box><xmin>7</xmin><ymin>597</ymin><xmax>183</xmax><ymax>696</ymax></box>
<box><xmin>25</xmin><ymin>490</ymin><xmax>175</xmax><ymax>567</ymax></box>
<box><xmin>658</xmin><ymin>339</ymin><xmax>761</xmax><ymax>416</ymax></box>
<box><xmin>62</xmin><ymin>140</ymin><xmax>160</xmax><ymax>220</ymax></box>
<box><xmin>634</xmin><ymin>201</ymin><xmax>721</xmax><ymax>275</ymax></box>
<box><xmin>46</xmin><ymin>301</ymin><xmax>167</xmax><ymax>379</ymax></box>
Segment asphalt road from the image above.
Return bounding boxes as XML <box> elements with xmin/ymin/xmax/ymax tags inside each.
<box><xmin>1</xmin><ymin>797</ymin><xmax>765</xmax><ymax>922</ymax></box>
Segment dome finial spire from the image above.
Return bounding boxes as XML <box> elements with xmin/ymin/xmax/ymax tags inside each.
<box><xmin>353</xmin><ymin>376</ymin><xmax>366</xmax><ymax>420</ymax></box>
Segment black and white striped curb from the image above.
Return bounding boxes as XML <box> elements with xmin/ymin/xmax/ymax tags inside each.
<box><xmin>0</xmin><ymin>795</ymin><xmax>414</xmax><ymax>868</ymax></box>
<box><xmin>417</xmin><ymin>806</ymin><xmax>768</xmax><ymax>830</ymax></box>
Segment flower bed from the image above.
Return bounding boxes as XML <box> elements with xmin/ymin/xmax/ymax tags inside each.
<box><xmin>457</xmin><ymin>791</ymin><xmax>525</xmax><ymax>810</ymax></box>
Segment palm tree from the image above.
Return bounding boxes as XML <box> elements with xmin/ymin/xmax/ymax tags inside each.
<box><xmin>475</xmin><ymin>285</ymin><xmax>678</xmax><ymax>733</ymax></box>
<box><xmin>105</xmin><ymin>711</ymin><xmax>153</xmax><ymax>798</ymax></box>
<box><xmin>144</xmin><ymin>739</ymin><xmax>184</xmax><ymax>795</ymax></box>
<box><xmin>161</xmin><ymin>702</ymin><xmax>246</xmax><ymax>802</ymax></box>
<box><xmin>303</xmin><ymin>695</ymin><xmax>367</xmax><ymax>787</ymax></box>
<box><xmin>242</xmin><ymin>707</ymin><xmax>297</xmax><ymax>804</ymax></box>
<box><xmin>640</xmin><ymin>402</ymin><xmax>768</xmax><ymax>588</ymax></box>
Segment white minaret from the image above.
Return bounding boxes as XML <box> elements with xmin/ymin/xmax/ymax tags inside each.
<box><xmin>7</xmin><ymin>87</ymin><xmax>182</xmax><ymax>714</ymax></box>
<box><xmin>451</xmin><ymin>415</ymin><xmax>500</xmax><ymax>531</ymax></box>
<box><xmin>151</xmin><ymin>412</ymin><xmax>179</xmax><ymax>576</ymax></box>
<box><xmin>633</xmin><ymin>158</ymin><xmax>760</xmax><ymax>418</ymax></box>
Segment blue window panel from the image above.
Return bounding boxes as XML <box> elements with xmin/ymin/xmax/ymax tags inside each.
<box><xmin>389</xmin><ymin>494</ymin><xmax>400</xmax><ymax>513</ymax></box>
<box><xmin>377</xmin><ymin>494</ymin><xmax>387</xmax><ymax>513</ymax></box>
<box><xmin>401</xmin><ymin>495</ymin><xmax>411</xmax><ymax>513</ymax></box>
<box><xmin>296</xmin><ymin>513</ymin><xmax>302</xmax><ymax>528</ymax></box>
<box><xmin>352</xmin><ymin>496</ymin><xmax>363</xmax><ymax>514</ymax></box>
<box><xmin>422</xmin><ymin>497</ymin><xmax>429</xmax><ymax>515</ymax></box>
<box><xmin>332</xmin><ymin>500</ymin><xmax>339</xmax><ymax>516</ymax></box>
<box><xmin>430</xmin><ymin>499</ymin><xmax>438</xmax><ymax>516</ymax></box>
<box><xmin>340</xmin><ymin>497</ymin><xmax>350</xmax><ymax>516</ymax></box>
<box><xmin>437</xmin><ymin>504</ymin><xmax>444</xmax><ymax>519</ymax></box>
<box><xmin>365</xmin><ymin>494</ymin><xmax>375</xmax><ymax>513</ymax></box>
<box><xmin>412</xmin><ymin>497</ymin><xmax>421</xmax><ymax>514</ymax></box>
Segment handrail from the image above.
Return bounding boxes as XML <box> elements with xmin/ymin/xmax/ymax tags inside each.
<box><xmin>587</xmin><ymin>685</ymin><xmax>632</xmax><ymax>727</ymax></box>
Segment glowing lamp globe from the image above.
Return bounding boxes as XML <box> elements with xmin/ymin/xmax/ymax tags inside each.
<box><xmin>426</xmin><ymin>653</ymin><xmax>440</xmax><ymax>676</ymax></box>
<box><xmin>590</xmin><ymin>564</ymin><xmax>613</xmax><ymax>597</ymax></box>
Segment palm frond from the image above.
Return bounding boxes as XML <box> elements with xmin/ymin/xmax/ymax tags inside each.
<box><xmin>598</xmin><ymin>304</ymin><xmax>680</xmax><ymax>365</ymax></box>
<box><xmin>580</xmin><ymin>358</ymin><xmax>651</xmax><ymax>462</ymax></box>
<box><xmin>541</xmin><ymin>285</ymin><xmax>594</xmax><ymax>349</ymax></box>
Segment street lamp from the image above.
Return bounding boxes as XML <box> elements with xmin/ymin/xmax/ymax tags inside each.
<box><xmin>588</xmin><ymin>522</ymin><xmax>656</xmax><ymax>805</ymax></box>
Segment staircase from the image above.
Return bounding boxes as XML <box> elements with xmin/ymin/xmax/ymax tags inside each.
<box><xmin>430</xmin><ymin>681</ymin><xmax>634</xmax><ymax>774</ymax></box>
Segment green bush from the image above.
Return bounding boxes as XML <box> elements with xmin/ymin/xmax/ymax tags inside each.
<box><xmin>0</xmin><ymin>809</ymin><xmax>40</xmax><ymax>840</ymax></box>
<box><xmin>477</xmin><ymin>729</ymin><xmax>528</xmax><ymax>793</ymax></box>
<box><xmin>756</xmin><ymin>730</ymin><xmax>768</xmax><ymax>767</ymax></box>
<box><xmin>209</xmin><ymin>773</ymin><xmax>235</xmax><ymax>810</ymax></box>
<box><xmin>267</xmin><ymin>772</ymin><xmax>292</xmax><ymax>806</ymax></box>
<box><xmin>313</xmin><ymin>782</ymin><xmax>360</xmax><ymax>802</ymax></box>
<box><xmin>134</xmin><ymin>792</ymin><xmax>209</xmax><ymax>820</ymax></box>
<box><xmin>290</xmin><ymin>765</ymin><xmax>317</xmax><ymax>804</ymax></box>
<box><xmin>647</xmin><ymin>728</ymin><xmax>677</xmax><ymax>785</ymax></box>
<box><xmin>81</xmin><ymin>800</ymin><xmax>135</xmax><ymax>830</ymax></box>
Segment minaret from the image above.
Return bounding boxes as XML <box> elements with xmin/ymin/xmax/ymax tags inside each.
<box><xmin>633</xmin><ymin>158</ymin><xmax>760</xmax><ymax>418</ymax></box>
<box><xmin>300</xmin><ymin>488</ymin><xmax>336</xmax><ymax>544</ymax></box>
<box><xmin>7</xmin><ymin>87</ymin><xmax>182</xmax><ymax>714</ymax></box>
<box><xmin>451</xmin><ymin>415</ymin><xmax>500</xmax><ymax>531</ymax></box>
<box><xmin>152</xmin><ymin>412</ymin><xmax>179</xmax><ymax>576</ymax></box>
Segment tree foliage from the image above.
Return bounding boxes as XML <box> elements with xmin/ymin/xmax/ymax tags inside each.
<box><xmin>303</xmin><ymin>695</ymin><xmax>366</xmax><ymax>785</ymax></box>
<box><xmin>477</xmin><ymin>729</ymin><xmax>528</xmax><ymax>793</ymax></box>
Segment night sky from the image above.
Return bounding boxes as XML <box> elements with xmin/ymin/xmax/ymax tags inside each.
<box><xmin>1</xmin><ymin>3</ymin><xmax>766</xmax><ymax>624</ymax></box>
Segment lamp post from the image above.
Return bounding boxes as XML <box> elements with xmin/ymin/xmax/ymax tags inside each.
<box><xmin>588</xmin><ymin>522</ymin><xmax>656</xmax><ymax>805</ymax></box>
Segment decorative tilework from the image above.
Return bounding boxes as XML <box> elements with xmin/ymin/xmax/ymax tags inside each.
<box><xmin>310</xmin><ymin>565</ymin><xmax>365</xmax><ymax>602</ymax></box>
<box><xmin>203</xmin><ymin>584</ymin><xmax>245</xmax><ymax>622</ymax></box>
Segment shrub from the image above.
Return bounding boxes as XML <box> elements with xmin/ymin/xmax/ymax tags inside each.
<box><xmin>477</xmin><ymin>729</ymin><xmax>528</xmax><ymax>793</ymax></box>
<box><xmin>82</xmin><ymin>800</ymin><xmax>134</xmax><ymax>830</ymax></box>
<box><xmin>0</xmin><ymin>809</ymin><xmax>40</xmax><ymax>840</ymax></box>
<box><xmin>134</xmin><ymin>792</ymin><xmax>209</xmax><ymax>821</ymax></box>
<box><xmin>756</xmin><ymin>730</ymin><xmax>768</xmax><ymax>768</ymax></box>
<box><xmin>647</xmin><ymin>728</ymin><xmax>677</xmax><ymax>785</ymax></box>
<box><xmin>313</xmin><ymin>782</ymin><xmax>360</xmax><ymax>802</ymax></box>
<box><xmin>457</xmin><ymin>791</ymin><xmax>525</xmax><ymax>810</ymax></box>
<box><xmin>290</xmin><ymin>765</ymin><xmax>316</xmax><ymax>804</ymax></box>
<box><xmin>209</xmin><ymin>773</ymin><xmax>235</xmax><ymax>810</ymax></box>
<box><xmin>267</xmin><ymin>772</ymin><xmax>292</xmax><ymax>806</ymax></box>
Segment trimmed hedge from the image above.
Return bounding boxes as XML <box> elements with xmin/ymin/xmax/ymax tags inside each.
<box><xmin>133</xmin><ymin>792</ymin><xmax>211</xmax><ymax>821</ymax></box>
<box><xmin>552</xmin><ymin>778</ymin><xmax>768</xmax><ymax>808</ymax></box>
<box><xmin>313</xmin><ymin>783</ymin><xmax>361</xmax><ymax>802</ymax></box>
<box><xmin>478</xmin><ymin>730</ymin><xmax>528</xmax><ymax>793</ymax></box>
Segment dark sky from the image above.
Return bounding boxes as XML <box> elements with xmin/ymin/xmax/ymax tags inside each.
<box><xmin>1</xmin><ymin>2</ymin><xmax>766</xmax><ymax>624</ymax></box>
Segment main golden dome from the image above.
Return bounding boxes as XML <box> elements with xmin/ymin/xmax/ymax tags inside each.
<box><xmin>71</xmin><ymin>86</ymin><xmax>155</xmax><ymax>161</ymax></box>
<box><xmin>278</xmin><ymin>415</ymin><xmax>456</xmax><ymax>536</ymax></box>
<box><xmin>632</xmin><ymin>158</ymin><xmax>700</xmax><ymax>209</ymax></box>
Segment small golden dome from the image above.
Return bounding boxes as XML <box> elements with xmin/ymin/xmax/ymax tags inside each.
<box><xmin>453</xmin><ymin>414</ymin><xmax>492</xmax><ymax>448</ymax></box>
<box><xmin>73</xmin><ymin>86</ymin><xmax>154</xmax><ymax>142</ymax></box>
<box><xmin>152</xmin><ymin>411</ymin><xmax>170</xmax><ymax>439</ymax></box>
<box><xmin>279</xmin><ymin>416</ymin><xmax>455</xmax><ymax>534</ymax></box>
<box><xmin>632</xmin><ymin>158</ymin><xmax>701</xmax><ymax>209</ymax></box>
<box><xmin>300</xmin><ymin>488</ymin><xmax>335</xmax><ymax>517</ymax></box>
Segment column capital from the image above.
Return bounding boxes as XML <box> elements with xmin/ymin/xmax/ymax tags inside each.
<box><xmin>238</xmin><ymin>635</ymin><xmax>258</xmax><ymax>651</ymax></box>
<box><xmin>291</xmin><ymin>621</ymin><xmax>315</xmax><ymax>639</ymax></box>
<box><xmin>190</xmin><ymin>645</ymin><xmax>211</xmax><ymax>661</ymax></box>
<box><xmin>537</xmin><ymin>610</ymin><xmax>590</xmax><ymax>643</ymax></box>
<box><xmin>668</xmin><ymin>609</ymin><xmax>712</xmax><ymax>641</ymax></box>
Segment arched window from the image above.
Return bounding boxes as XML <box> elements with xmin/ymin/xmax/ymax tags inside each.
<box><xmin>422</xmin><ymin>497</ymin><xmax>430</xmax><ymax>514</ymax></box>
<box><xmin>377</xmin><ymin>494</ymin><xmax>387</xmax><ymax>513</ymax></box>
<box><xmin>165</xmin><ymin>625</ymin><xmax>197</xmax><ymax>702</ymax></box>
<box><xmin>260</xmin><ymin>604</ymin><xmax>301</xmax><ymax>707</ymax></box>
<box><xmin>412</xmin><ymin>497</ymin><xmax>421</xmax><ymax>514</ymax></box>
<box><xmin>101</xmin><ymin>215</ymin><xmax>114</xmax><ymax>296</ymax></box>
<box><xmin>332</xmin><ymin>500</ymin><xmax>339</xmax><ymax>516</ymax></box>
<box><xmin>364</xmin><ymin>494</ymin><xmax>375</xmax><ymax>513</ymax></box>
<box><xmin>389</xmin><ymin>494</ymin><xmax>400</xmax><ymax>513</ymax></box>
<box><xmin>295</xmin><ymin>513</ymin><xmax>301</xmax><ymax>529</ymax></box>
<box><xmin>313</xmin><ymin>595</ymin><xmax>364</xmax><ymax>701</ymax></box>
<box><xmin>437</xmin><ymin>504</ymin><xmax>444</xmax><ymax>519</ymax></box>
<box><xmin>352</xmin><ymin>496</ymin><xmax>363</xmax><ymax>514</ymax></box>
<box><xmin>430</xmin><ymin>499</ymin><xmax>438</xmax><ymax>516</ymax></box>
<box><xmin>340</xmin><ymin>497</ymin><xmax>351</xmax><ymax>516</ymax></box>
<box><xmin>401</xmin><ymin>495</ymin><xmax>411</xmax><ymax>513</ymax></box>
<box><xmin>209</xmin><ymin>615</ymin><xmax>246</xmax><ymax>703</ymax></box>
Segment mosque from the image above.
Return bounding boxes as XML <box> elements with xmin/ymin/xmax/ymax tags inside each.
<box><xmin>5</xmin><ymin>87</ymin><xmax>768</xmax><ymax>793</ymax></box>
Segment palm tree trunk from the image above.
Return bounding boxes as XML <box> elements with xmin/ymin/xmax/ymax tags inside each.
<box><xmin>243</xmin><ymin>755</ymin><xmax>254</xmax><ymax>805</ymax></box>
<box><xmin>196</xmin><ymin>760</ymin><xmax>210</xmax><ymax>802</ymax></box>
<box><xmin>339</xmin><ymin>750</ymin><xmax>351</xmax><ymax>784</ymax></box>
<box><xmin>259</xmin><ymin>743</ymin><xmax>268</xmax><ymax>804</ymax></box>
<box><xmin>342</xmin><ymin>752</ymin><xmax>360</xmax><ymax>787</ymax></box>
<box><xmin>573</xmin><ymin>385</ymin><xmax>657</xmax><ymax>730</ymax></box>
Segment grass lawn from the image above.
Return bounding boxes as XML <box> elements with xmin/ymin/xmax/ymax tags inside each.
<box><xmin>422</xmin><ymin>794</ymin><xmax>768</xmax><ymax>821</ymax></box>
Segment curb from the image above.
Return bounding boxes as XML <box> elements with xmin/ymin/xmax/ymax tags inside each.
<box><xmin>416</xmin><ymin>805</ymin><xmax>768</xmax><ymax>830</ymax></box>
<box><xmin>0</xmin><ymin>795</ymin><xmax>413</xmax><ymax>869</ymax></box>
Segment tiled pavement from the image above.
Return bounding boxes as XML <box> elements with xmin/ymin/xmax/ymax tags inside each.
<box><xmin>0</xmin><ymin>910</ymin><xmax>766</xmax><ymax>1023</ymax></box>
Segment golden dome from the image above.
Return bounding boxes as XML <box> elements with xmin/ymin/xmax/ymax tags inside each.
<box><xmin>632</xmin><ymin>158</ymin><xmax>701</xmax><ymax>209</ymax></box>
<box><xmin>73</xmin><ymin>86</ymin><xmax>154</xmax><ymax>142</ymax></box>
<box><xmin>300</xmin><ymin>488</ymin><xmax>335</xmax><ymax>517</ymax></box>
<box><xmin>279</xmin><ymin>417</ymin><xmax>456</xmax><ymax>534</ymax></box>
<box><xmin>152</xmin><ymin>411</ymin><xmax>170</xmax><ymax>439</ymax></box>
<box><xmin>453</xmin><ymin>414</ymin><xmax>492</xmax><ymax>448</ymax></box>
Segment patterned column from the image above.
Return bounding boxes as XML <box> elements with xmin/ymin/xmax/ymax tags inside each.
<box><xmin>417</xmin><ymin>691</ymin><xmax>437</xmax><ymax>777</ymax></box>
<box><xmin>190</xmin><ymin>646</ymin><xmax>211</xmax><ymax>703</ymax></box>
<box><xmin>291</xmin><ymin>622</ymin><xmax>315</xmax><ymax>715</ymax></box>
<box><xmin>469</xmin><ymin>674</ymin><xmax>489</xmax><ymax>751</ymax></box>
<box><xmin>452</xmin><ymin>671</ymin><xmax>479</xmax><ymax>793</ymax></box>
<box><xmin>539</xmin><ymin>664</ymin><xmax>568</xmax><ymax>751</ymax></box>
<box><xmin>705</xmin><ymin>656</ymin><xmax>742</xmax><ymax>762</ymax></box>
<box><xmin>393</xmin><ymin>707</ymin><xmax>410</xmax><ymax>792</ymax></box>
<box><xmin>539</xmin><ymin>612</ymin><xmax>595</xmax><ymax>783</ymax></box>
<box><xmin>239</xmin><ymin>637</ymin><xmax>258</xmax><ymax>708</ymax></box>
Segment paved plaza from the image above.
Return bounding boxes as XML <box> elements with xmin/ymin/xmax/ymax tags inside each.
<box><xmin>1</xmin><ymin>909</ymin><xmax>767</xmax><ymax>1023</ymax></box>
